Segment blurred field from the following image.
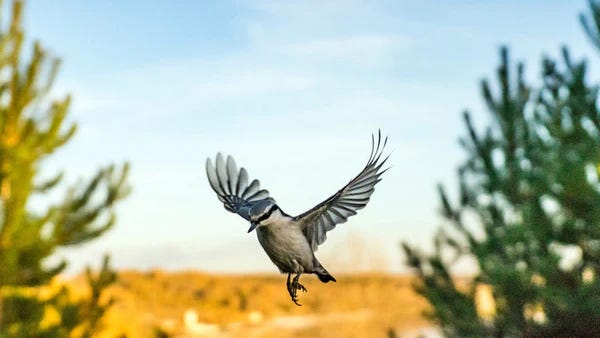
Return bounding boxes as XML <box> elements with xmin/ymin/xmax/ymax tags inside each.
<box><xmin>68</xmin><ymin>270</ymin><xmax>434</xmax><ymax>338</ymax></box>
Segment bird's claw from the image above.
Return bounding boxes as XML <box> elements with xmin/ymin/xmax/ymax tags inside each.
<box><xmin>291</xmin><ymin>294</ymin><xmax>302</xmax><ymax>306</ymax></box>
<box><xmin>289</xmin><ymin>284</ymin><xmax>302</xmax><ymax>306</ymax></box>
<box><xmin>287</xmin><ymin>273</ymin><xmax>307</xmax><ymax>306</ymax></box>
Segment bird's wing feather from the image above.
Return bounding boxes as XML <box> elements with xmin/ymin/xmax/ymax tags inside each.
<box><xmin>206</xmin><ymin>153</ymin><xmax>271</xmax><ymax>221</ymax></box>
<box><xmin>294</xmin><ymin>131</ymin><xmax>389</xmax><ymax>251</ymax></box>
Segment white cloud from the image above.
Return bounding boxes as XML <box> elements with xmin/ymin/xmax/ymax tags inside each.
<box><xmin>247</xmin><ymin>0</ymin><xmax>386</xmax><ymax>22</ymax></box>
<box><xmin>241</xmin><ymin>0</ymin><xmax>414</xmax><ymax>68</ymax></box>
<box><xmin>283</xmin><ymin>35</ymin><xmax>412</xmax><ymax>67</ymax></box>
<box><xmin>190</xmin><ymin>69</ymin><xmax>315</xmax><ymax>99</ymax></box>
<box><xmin>59</xmin><ymin>64</ymin><xmax>319</xmax><ymax>121</ymax></box>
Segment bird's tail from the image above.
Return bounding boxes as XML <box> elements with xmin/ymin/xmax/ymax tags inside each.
<box><xmin>315</xmin><ymin>264</ymin><xmax>336</xmax><ymax>283</ymax></box>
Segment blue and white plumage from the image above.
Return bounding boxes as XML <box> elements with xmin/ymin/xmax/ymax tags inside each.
<box><xmin>206</xmin><ymin>130</ymin><xmax>389</xmax><ymax>305</ymax></box>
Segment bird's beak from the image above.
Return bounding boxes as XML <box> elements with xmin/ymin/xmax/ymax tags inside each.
<box><xmin>248</xmin><ymin>222</ymin><xmax>258</xmax><ymax>233</ymax></box>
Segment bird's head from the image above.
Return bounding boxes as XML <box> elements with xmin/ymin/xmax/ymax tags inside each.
<box><xmin>248</xmin><ymin>199</ymin><xmax>279</xmax><ymax>233</ymax></box>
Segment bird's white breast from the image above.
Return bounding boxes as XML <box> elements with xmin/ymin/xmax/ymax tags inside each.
<box><xmin>255</xmin><ymin>210</ymin><xmax>314</xmax><ymax>273</ymax></box>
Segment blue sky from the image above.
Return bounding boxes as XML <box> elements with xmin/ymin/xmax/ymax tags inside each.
<box><xmin>22</xmin><ymin>0</ymin><xmax>600</xmax><ymax>273</ymax></box>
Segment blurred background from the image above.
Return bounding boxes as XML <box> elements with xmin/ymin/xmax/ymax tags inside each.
<box><xmin>2</xmin><ymin>0</ymin><xmax>600</xmax><ymax>337</ymax></box>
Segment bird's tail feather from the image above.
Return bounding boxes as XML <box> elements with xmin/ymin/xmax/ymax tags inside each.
<box><xmin>315</xmin><ymin>265</ymin><xmax>336</xmax><ymax>283</ymax></box>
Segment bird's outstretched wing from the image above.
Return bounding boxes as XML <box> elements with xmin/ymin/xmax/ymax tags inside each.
<box><xmin>206</xmin><ymin>153</ymin><xmax>271</xmax><ymax>221</ymax></box>
<box><xmin>294</xmin><ymin>131</ymin><xmax>389</xmax><ymax>251</ymax></box>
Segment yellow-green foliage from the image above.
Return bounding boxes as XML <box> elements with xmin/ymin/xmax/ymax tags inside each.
<box><xmin>0</xmin><ymin>1</ymin><xmax>130</xmax><ymax>336</ymax></box>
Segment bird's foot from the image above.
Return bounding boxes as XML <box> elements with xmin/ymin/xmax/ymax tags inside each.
<box><xmin>289</xmin><ymin>282</ymin><xmax>307</xmax><ymax>306</ymax></box>
<box><xmin>286</xmin><ymin>273</ymin><xmax>301</xmax><ymax>306</ymax></box>
<box><xmin>288</xmin><ymin>273</ymin><xmax>306</xmax><ymax>306</ymax></box>
<box><xmin>295</xmin><ymin>282</ymin><xmax>307</xmax><ymax>293</ymax></box>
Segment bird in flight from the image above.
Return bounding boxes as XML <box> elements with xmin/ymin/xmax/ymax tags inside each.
<box><xmin>206</xmin><ymin>131</ymin><xmax>389</xmax><ymax>305</ymax></box>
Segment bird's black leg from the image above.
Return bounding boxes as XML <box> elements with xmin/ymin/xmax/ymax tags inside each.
<box><xmin>286</xmin><ymin>273</ymin><xmax>296</xmax><ymax>299</ymax></box>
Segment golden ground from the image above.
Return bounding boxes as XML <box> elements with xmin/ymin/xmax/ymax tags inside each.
<box><xmin>72</xmin><ymin>270</ymin><xmax>433</xmax><ymax>338</ymax></box>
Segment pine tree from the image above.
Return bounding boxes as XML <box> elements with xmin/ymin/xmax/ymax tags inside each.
<box><xmin>402</xmin><ymin>2</ymin><xmax>600</xmax><ymax>337</ymax></box>
<box><xmin>0</xmin><ymin>1</ymin><xmax>130</xmax><ymax>336</ymax></box>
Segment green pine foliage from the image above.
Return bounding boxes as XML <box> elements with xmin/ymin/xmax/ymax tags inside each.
<box><xmin>0</xmin><ymin>0</ymin><xmax>130</xmax><ymax>336</ymax></box>
<box><xmin>403</xmin><ymin>2</ymin><xmax>600</xmax><ymax>337</ymax></box>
